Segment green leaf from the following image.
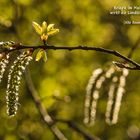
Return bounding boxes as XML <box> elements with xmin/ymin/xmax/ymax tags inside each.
<box><xmin>42</xmin><ymin>50</ymin><xmax>47</xmax><ymax>62</ymax></box>
<box><xmin>35</xmin><ymin>49</ymin><xmax>44</xmax><ymax>61</ymax></box>
<box><xmin>32</xmin><ymin>48</ymin><xmax>39</xmax><ymax>58</ymax></box>
<box><xmin>33</xmin><ymin>49</ymin><xmax>47</xmax><ymax>62</ymax></box>
<box><xmin>42</xmin><ymin>21</ymin><xmax>47</xmax><ymax>34</ymax></box>
<box><xmin>32</xmin><ymin>21</ymin><xmax>42</xmax><ymax>35</ymax></box>
<box><xmin>47</xmin><ymin>24</ymin><xmax>55</xmax><ymax>32</ymax></box>
<box><xmin>47</xmin><ymin>29</ymin><xmax>59</xmax><ymax>36</ymax></box>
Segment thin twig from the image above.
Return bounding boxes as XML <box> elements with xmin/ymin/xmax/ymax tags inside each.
<box><xmin>5</xmin><ymin>44</ymin><xmax>140</xmax><ymax>70</ymax></box>
<box><xmin>128</xmin><ymin>37</ymin><xmax>140</xmax><ymax>59</ymax></box>
<box><xmin>113</xmin><ymin>37</ymin><xmax>140</xmax><ymax>70</ymax></box>
<box><xmin>25</xmin><ymin>69</ymin><xmax>68</xmax><ymax>140</ymax></box>
<box><xmin>55</xmin><ymin>119</ymin><xmax>100</xmax><ymax>140</ymax></box>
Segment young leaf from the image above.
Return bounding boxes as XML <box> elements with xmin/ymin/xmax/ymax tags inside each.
<box><xmin>32</xmin><ymin>21</ymin><xmax>60</xmax><ymax>42</ymax></box>
<box><xmin>42</xmin><ymin>21</ymin><xmax>47</xmax><ymax>34</ymax></box>
<box><xmin>35</xmin><ymin>49</ymin><xmax>44</xmax><ymax>61</ymax></box>
<box><xmin>47</xmin><ymin>29</ymin><xmax>59</xmax><ymax>36</ymax></box>
<box><xmin>32</xmin><ymin>21</ymin><xmax>42</xmax><ymax>35</ymax></box>
<box><xmin>47</xmin><ymin>24</ymin><xmax>55</xmax><ymax>32</ymax></box>
<box><xmin>32</xmin><ymin>48</ymin><xmax>40</xmax><ymax>58</ymax></box>
<box><xmin>42</xmin><ymin>50</ymin><xmax>47</xmax><ymax>62</ymax></box>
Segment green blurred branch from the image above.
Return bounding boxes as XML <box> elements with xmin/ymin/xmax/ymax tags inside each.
<box><xmin>6</xmin><ymin>43</ymin><xmax>140</xmax><ymax>70</ymax></box>
<box><xmin>128</xmin><ymin>37</ymin><xmax>140</xmax><ymax>59</ymax></box>
<box><xmin>55</xmin><ymin>119</ymin><xmax>100</xmax><ymax>140</ymax></box>
<box><xmin>25</xmin><ymin>69</ymin><xmax>68</xmax><ymax>140</ymax></box>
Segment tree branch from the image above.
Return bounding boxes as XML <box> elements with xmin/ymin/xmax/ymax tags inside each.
<box><xmin>4</xmin><ymin>44</ymin><xmax>140</xmax><ymax>70</ymax></box>
<box><xmin>128</xmin><ymin>37</ymin><xmax>140</xmax><ymax>59</ymax></box>
<box><xmin>25</xmin><ymin>69</ymin><xmax>68</xmax><ymax>140</ymax></box>
<box><xmin>55</xmin><ymin>119</ymin><xmax>100</xmax><ymax>140</ymax></box>
<box><xmin>112</xmin><ymin>37</ymin><xmax>140</xmax><ymax>70</ymax></box>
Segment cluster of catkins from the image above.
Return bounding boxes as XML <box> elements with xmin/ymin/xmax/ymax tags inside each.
<box><xmin>84</xmin><ymin>66</ymin><xmax>129</xmax><ymax>125</ymax></box>
<box><xmin>0</xmin><ymin>42</ymin><xmax>32</xmax><ymax>116</ymax></box>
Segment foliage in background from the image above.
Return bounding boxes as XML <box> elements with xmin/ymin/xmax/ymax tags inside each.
<box><xmin>0</xmin><ymin>0</ymin><xmax>140</xmax><ymax>140</ymax></box>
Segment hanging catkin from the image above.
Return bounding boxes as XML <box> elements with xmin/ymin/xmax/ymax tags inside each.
<box><xmin>84</xmin><ymin>68</ymin><xmax>104</xmax><ymax>124</ymax></box>
<box><xmin>6</xmin><ymin>52</ymin><xmax>32</xmax><ymax>116</ymax></box>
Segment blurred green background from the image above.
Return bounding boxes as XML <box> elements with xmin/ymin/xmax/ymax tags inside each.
<box><xmin>0</xmin><ymin>0</ymin><xmax>140</xmax><ymax>139</ymax></box>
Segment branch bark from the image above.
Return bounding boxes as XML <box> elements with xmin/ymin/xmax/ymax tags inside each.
<box><xmin>128</xmin><ymin>37</ymin><xmax>140</xmax><ymax>59</ymax></box>
<box><xmin>6</xmin><ymin>44</ymin><xmax>140</xmax><ymax>70</ymax></box>
<box><xmin>25</xmin><ymin>69</ymin><xmax>68</xmax><ymax>140</ymax></box>
<box><xmin>55</xmin><ymin>119</ymin><xmax>100</xmax><ymax>140</ymax></box>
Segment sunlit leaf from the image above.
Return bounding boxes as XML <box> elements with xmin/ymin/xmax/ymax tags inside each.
<box><xmin>32</xmin><ymin>21</ymin><xmax>42</xmax><ymax>35</ymax></box>
<box><xmin>42</xmin><ymin>21</ymin><xmax>47</xmax><ymax>34</ymax></box>
<box><xmin>47</xmin><ymin>29</ymin><xmax>59</xmax><ymax>36</ymax></box>
<box><xmin>47</xmin><ymin>24</ymin><xmax>55</xmax><ymax>32</ymax></box>
<box><xmin>32</xmin><ymin>48</ymin><xmax>40</xmax><ymax>58</ymax></box>
<box><xmin>42</xmin><ymin>50</ymin><xmax>47</xmax><ymax>62</ymax></box>
<box><xmin>35</xmin><ymin>49</ymin><xmax>44</xmax><ymax>61</ymax></box>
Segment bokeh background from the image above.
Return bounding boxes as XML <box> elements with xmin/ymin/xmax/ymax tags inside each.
<box><xmin>0</xmin><ymin>0</ymin><xmax>140</xmax><ymax>139</ymax></box>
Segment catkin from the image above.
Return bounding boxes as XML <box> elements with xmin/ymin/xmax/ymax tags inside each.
<box><xmin>6</xmin><ymin>52</ymin><xmax>32</xmax><ymax>116</ymax></box>
<box><xmin>0</xmin><ymin>54</ymin><xmax>9</xmax><ymax>82</ymax></box>
<box><xmin>0</xmin><ymin>41</ymin><xmax>15</xmax><ymax>52</ymax></box>
<box><xmin>105</xmin><ymin>76</ymin><xmax>119</xmax><ymax>124</ymax></box>
<box><xmin>84</xmin><ymin>65</ymin><xmax>129</xmax><ymax>125</ymax></box>
<box><xmin>111</xmin><ymin>68</ymin><xmax>129</xmax><ymax>124</ymax></box>
<box><xmin>84</xmin><ymin>68</ymin><xmax>104</xmax><ymax>124</ymax></box>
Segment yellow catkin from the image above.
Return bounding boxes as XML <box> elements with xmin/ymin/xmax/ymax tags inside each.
<box><xmin>6</xmin><ymin>52</ymin><xmax>32</xmax><ymax>116</ymax></box>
